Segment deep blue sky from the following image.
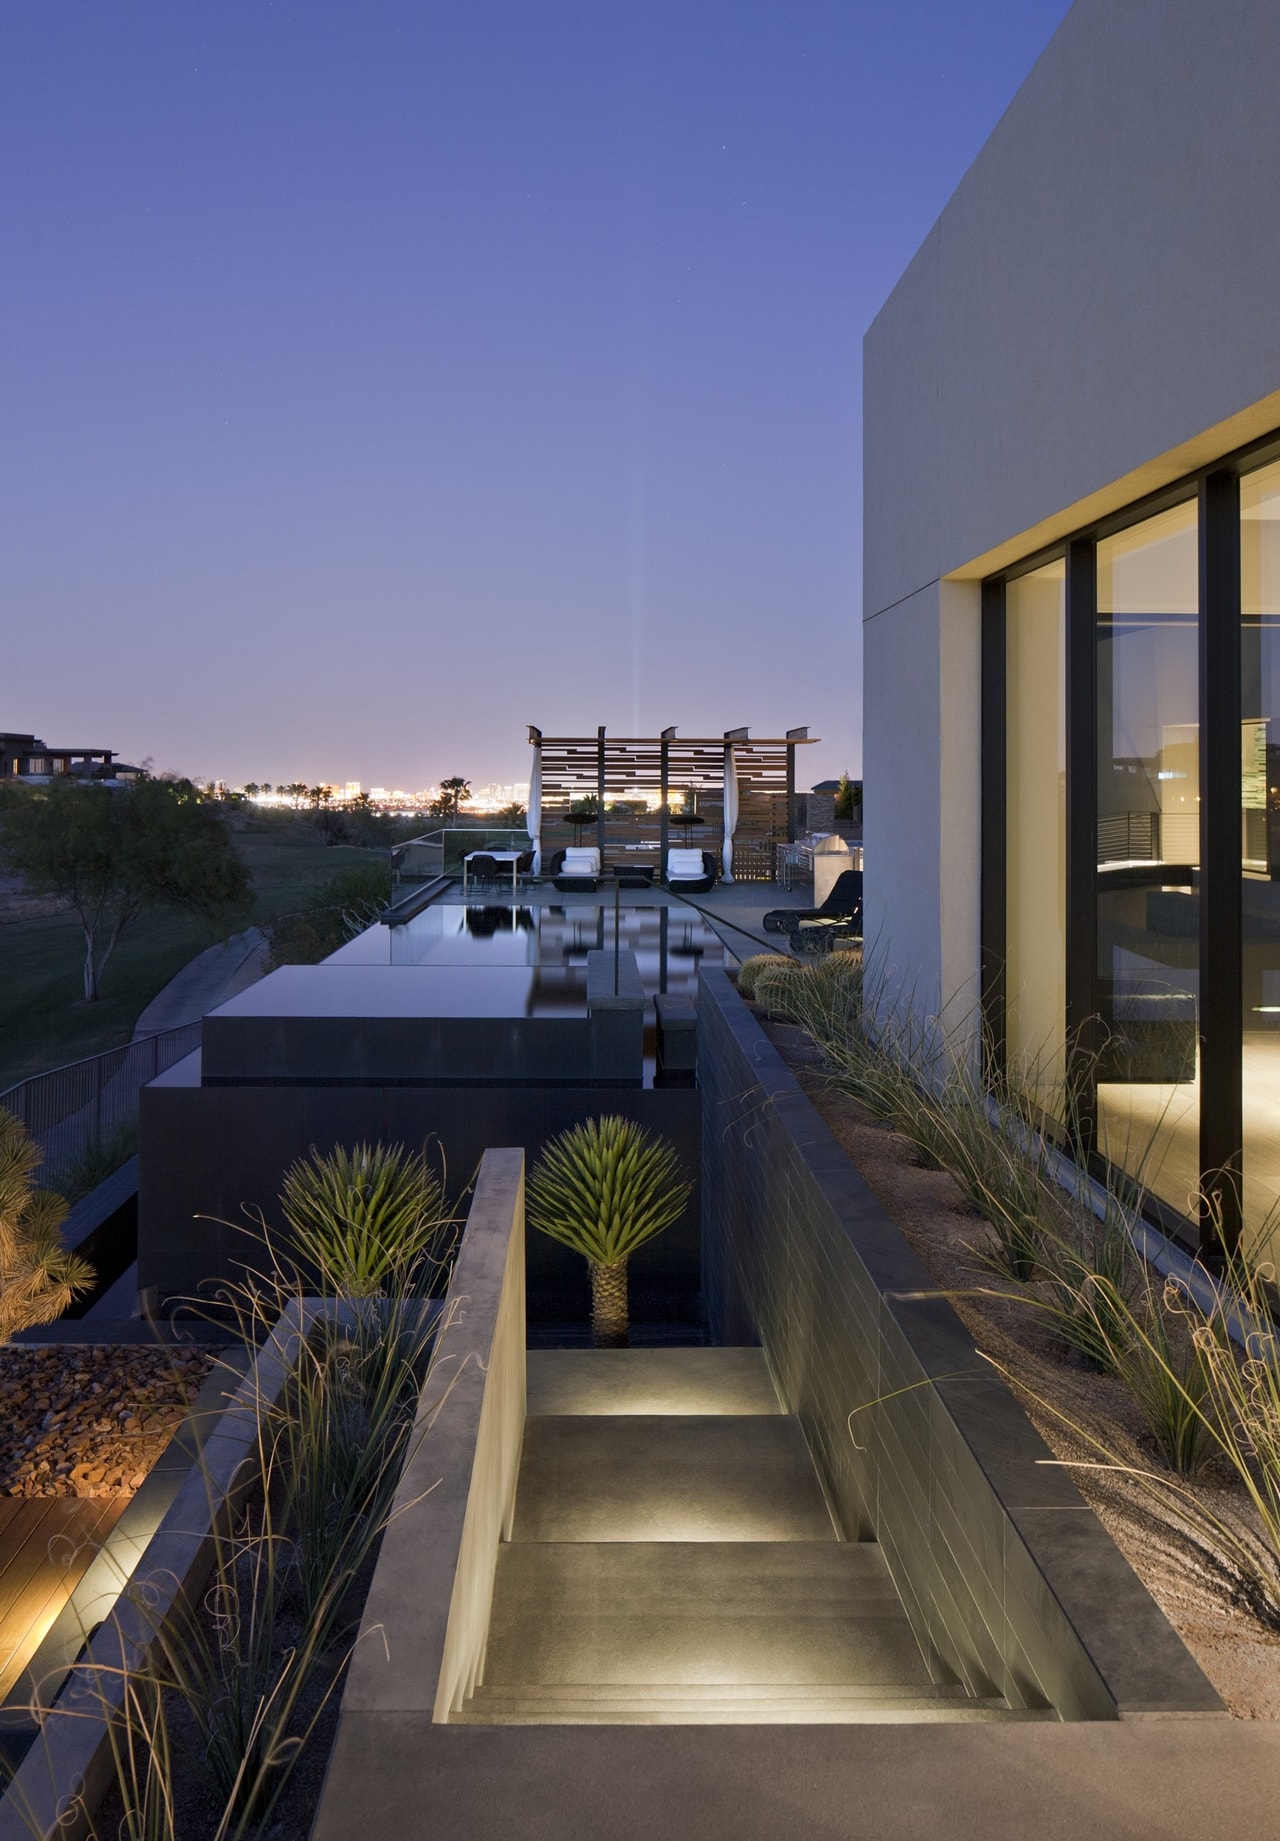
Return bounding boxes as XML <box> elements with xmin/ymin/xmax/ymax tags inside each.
<box><xmin>2</xmin><ymin>1</ymin><xmax>1072</xmax><ymax>792</ymax></box>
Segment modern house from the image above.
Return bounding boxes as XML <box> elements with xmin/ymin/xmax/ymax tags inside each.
<box><xmin>862</xmin><ymin>0</ymin><xmax>1280</xmax><ymax>1258</ymax></box>
<box><xmin>1</xmin><ymin>732</ymin><xmax>139</xmax><ymax>783</ymax></box>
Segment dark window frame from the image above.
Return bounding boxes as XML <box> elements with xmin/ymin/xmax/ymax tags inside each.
<box><xmin>982</xmin><ymin>427</ymin><xmax>1280</xmax><ymax>1258</ymax></box>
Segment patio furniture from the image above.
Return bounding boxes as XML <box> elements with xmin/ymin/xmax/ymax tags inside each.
<box><xmin>763</xmin><ymin>869</ymin><xmax>863</xmax><ymax>939</ymax></box>
<box><xmin>608</xmin><ymin>862</ymin><xmax>655</xmax><ymax>888</ymax></box>
<box><xmin>462</xmin><ymin>849</ymin><xmax>522</xmax><ymax>895</ymax></box>
<box><xmin>551</xmin><ymin>846</ymin><xmax>602</xmax><ymax>892</ymax></box>
<box><xmin>663</xmin><ymin>847</ymin><xmax>717</xmax><ymax>896</ymax></box>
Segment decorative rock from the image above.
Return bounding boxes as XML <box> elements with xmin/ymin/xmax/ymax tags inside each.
<box><xmin>0</xmin><ymin>1345</ymin><xmax>214</xmax><ymax>1500</ymax></box>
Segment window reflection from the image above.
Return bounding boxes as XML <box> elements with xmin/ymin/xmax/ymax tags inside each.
<box><xmin>1005</xmin><ymin>560</ymin><xmax>1066</xmax><ymax>1105</ymax></box>
<box><xmin>1240</xmin><ymin>460</ymin><xmax>1280</xmax><ymax>1249</ymax></box>
<box><xmin>1095</xmin><ymin>501</ymin><xmax>1200</xmax><ymax>1215</ymax></box>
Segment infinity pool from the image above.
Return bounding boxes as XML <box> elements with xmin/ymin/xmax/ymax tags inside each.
<box><xmin>326</xmin><ymin>901</ymin><xmax>724</xmax><ymax>1017</ymax></box>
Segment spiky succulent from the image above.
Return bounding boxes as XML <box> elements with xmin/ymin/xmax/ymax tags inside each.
<box><xmin>526</xmin><ymin>1116</ymin><xmax>690</xmax><ymax>1266</ymax></box>
<box><xmin>279</xmin><ymin>1141</ymin><xmax>450</xmax><ymax>1297</ymax></box>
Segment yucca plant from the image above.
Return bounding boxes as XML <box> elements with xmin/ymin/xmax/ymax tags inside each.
<box><xmin>0</xmin><ymin>1105</ymin><xmax>94</xmax><ymax>1340</ymax></box>
<box><xmin>279</xmin><ymin>1141</ymin><xmax>451</xmax><ymax>1298</ymax></box>
<box><xmin>527</xmin><ymin>1116</ymin><xmax>691</xmax><ymax>1346</ymax></box>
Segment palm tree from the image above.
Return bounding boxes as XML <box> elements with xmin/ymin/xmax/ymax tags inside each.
<box><xmin>526</xmin><ymin>1116</ymin><xmax>691</xmax><ymax>1346</ymax></box>
<box><xmin>0</xmin><ymin>1109</ymin><xmax>95</xmax><ymax>1340</ymax></box>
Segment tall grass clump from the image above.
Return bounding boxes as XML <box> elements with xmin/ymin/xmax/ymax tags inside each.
<box><xmin>28</xmin><ymin>1144</ymin><xmax>453</xmax><ymax>1840</ymax></box>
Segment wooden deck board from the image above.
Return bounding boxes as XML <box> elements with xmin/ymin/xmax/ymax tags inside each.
<box><xmin>0</xmin><ymin>1497</ymin><xmax>128</xmax><ymax>1703</ymax></box>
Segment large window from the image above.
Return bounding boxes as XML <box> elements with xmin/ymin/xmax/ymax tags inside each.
<box><xmin>1240</xmin><ymin>461</ymin><xmax>1280</xmax><ymax>1245</ymax></box>
<box><xmin>989</xmin><ymin>440</ymin><xmax>1280</xmax><ymax>1257</ymax></box>
<box><xmin>1005</xmin><ymin>561</ymin><xmax>1066</xmax><ymax>1099</ymax></box>
<box><xmin>1094</xmin><ymin>502</ymin><xmax>1200</xmax><ymax>1216</ymax></box>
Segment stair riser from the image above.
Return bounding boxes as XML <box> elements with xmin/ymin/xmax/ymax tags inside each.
<box><xmin>454</xmin><ymin>1708</ymin><xmax>1056</xmax><ymax>1726</ymax></box>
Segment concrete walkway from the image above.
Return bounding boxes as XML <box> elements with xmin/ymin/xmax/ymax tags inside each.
<box><xmin>130</xmin><ymin>928</ymin><xmax>266</xmax><ymax>1039</ymax></box>
<box><xmin>461</xmin><ymin>1351</ymin><xmax>1037</xmax><ymax>1726</ymax></box>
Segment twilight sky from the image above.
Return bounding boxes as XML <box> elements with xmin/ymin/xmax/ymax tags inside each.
<box><xmin>2</xmin><ymin>0</ymin><xmax>1071</xmax><ymax>793</ymax></box>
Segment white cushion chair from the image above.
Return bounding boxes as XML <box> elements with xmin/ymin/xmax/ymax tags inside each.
<box><xmin>553</xmin><ymin>846</ymin><xmax>602</xmax><ymax>891</ymax></box>
<box><xmin>664</xmin><ymin>847</ymin><xmax>716</xmax><ymax>894</ymax></box>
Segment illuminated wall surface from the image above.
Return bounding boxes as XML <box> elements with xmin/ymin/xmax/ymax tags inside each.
<box><xmin>864</xmin><ymin>0</ymin><xmax>1280</xmax><ymax>1254</ymax></box>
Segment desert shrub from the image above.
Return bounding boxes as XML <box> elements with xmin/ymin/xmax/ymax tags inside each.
<box><xmin>0</xmin><ymin>1106</ymin><xmax>94</xmax><ymax>1339</ymax></box>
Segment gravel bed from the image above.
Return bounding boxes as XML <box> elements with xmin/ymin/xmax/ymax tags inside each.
<box><xmin>0</xmin><ymin>1344</ymin><xmax>215</xmax><ymax>1498</ymax></box>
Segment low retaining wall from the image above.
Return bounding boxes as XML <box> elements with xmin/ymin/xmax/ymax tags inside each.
<box><xmin>0</xmin><ymin>1298</ymin><xmax>397</xmax><ymax>1841</ymax></box>
<box><xmin>312</xmin><ymin>1148</ymin><xmax>526</xmax><ymax>1837</ymax></box>
<box><xmin>697</xmin><ymin>968</ymin><xmax>1221</xmax><ymax>1721</ymax></box>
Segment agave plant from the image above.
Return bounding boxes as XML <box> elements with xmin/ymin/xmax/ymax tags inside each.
<box><xmin>279</xmin><ymin>1141</ymin><xmax>451</xmax><ymax>1298</ymax></box>
<box><xmin>526</xmin><ymin>1116</ymin><xmax>691</xmax><ymax>1346</ymax></box>
<box><xmin>0</xmin><ymin>1105</ymin><xmax>94</xmax><ymax>1340</ymax></box>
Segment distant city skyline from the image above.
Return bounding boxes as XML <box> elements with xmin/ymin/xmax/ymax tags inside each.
<box><xmin>3</xmin><ymin>1</ymin><xmax>1074</xmax><ymax>790</ymax></box>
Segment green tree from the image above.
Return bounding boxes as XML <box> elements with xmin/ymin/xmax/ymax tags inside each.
<box><xmin>834</xmin><ymin>773</ymin><xmax>861</xmax><ymax>820</ymax></box>
<box><xmin>427</xmin><ymin>777</ymin><xmax>471</xmax><ymax>818</ymax></box>
<box><xmin>0</xmin><ymin>1107</ymin><xmax>94</xmax><ymax>1339</ymax></box>
<box><xmin>0</xmin><ymin>779</ymin><xmax>250</xmax><ymax>1002</ymax></box>
<box><xmin>526</xmin><ymin>1116</ymin><xmax>691</xmax><ymax>1346</ymax></box>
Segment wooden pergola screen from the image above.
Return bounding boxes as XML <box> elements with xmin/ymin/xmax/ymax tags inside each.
<box><xmin>529</xmin><ymin>726</ymin><xmax>816</xmax><ymax>880</ymax></box>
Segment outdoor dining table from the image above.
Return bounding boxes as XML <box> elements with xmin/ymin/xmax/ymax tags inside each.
<box><xmin>462</xmin><ymin>849</ymin><xmax>524</xmax><ymax>895</ymax></box>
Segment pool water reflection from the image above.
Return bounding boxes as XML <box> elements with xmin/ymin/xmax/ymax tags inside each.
<box><xmin>326</xmin><ymin>901</ymin><xmax>724</xmax><ymax>1019</ymax></box>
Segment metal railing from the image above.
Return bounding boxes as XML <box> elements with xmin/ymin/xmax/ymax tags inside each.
<box><xmin>391</xmin><ymin>827</ymin><xmax>531</xmax><ymax>893</ymax></box>
<box><xmin>0</xmin><ymin>1023</ymin><xmax>203</xmax><ymax>1175</ymax></box>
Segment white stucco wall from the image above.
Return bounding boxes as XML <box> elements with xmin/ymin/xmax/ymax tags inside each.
<box><xmin>863</xmin><ymin>0</ymin><xmax>1280</xmax><ymax>1027</ymax></box>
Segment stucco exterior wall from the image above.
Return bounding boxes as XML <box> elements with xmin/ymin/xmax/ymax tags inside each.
<box><xmin>863</xmin><ymin>0</ymin><xmax>1280</xmax><ymax>1022</ymax></box>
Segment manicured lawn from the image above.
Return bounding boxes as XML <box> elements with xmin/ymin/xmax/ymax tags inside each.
<box><xmin>0</xmin><ymin>825</ymin><xmax>388</xmax><ymax>1092</ymax></box>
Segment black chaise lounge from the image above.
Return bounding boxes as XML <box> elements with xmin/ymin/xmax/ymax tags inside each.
<box><xmin>763</xmin><ymin>869</ymin><xmax>863</xmax><ymax>949</ymax></box>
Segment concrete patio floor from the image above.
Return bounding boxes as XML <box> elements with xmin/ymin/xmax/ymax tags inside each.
<box><xmin>317</xmin><ymin>1717</ymin><xmax>1280</xmax><ymax>1840</ymax></box>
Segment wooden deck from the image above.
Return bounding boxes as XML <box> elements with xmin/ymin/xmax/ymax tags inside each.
<box><xmin>0</xmin><ymin>1497</ymin><xmax>127</xmax><ymax>1702</ymax></box>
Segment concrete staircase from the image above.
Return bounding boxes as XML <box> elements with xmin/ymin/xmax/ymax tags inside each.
<box><xmin>458</xmin><ymin>1349</ymin><xmax>1052</xmax><ymax>1726</ymax></box>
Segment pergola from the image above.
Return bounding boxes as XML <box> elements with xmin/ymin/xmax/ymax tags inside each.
<box><xmin>527</xmin><ymin>725</ymin><xmax>817</xmax><ymax>881</ymax></box>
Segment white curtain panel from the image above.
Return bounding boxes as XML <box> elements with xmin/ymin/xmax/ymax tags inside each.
<box><xmin>528</xmin><ymin>747</ymin><xmax>542</xmax><ymax>872</ymax></box>
<box><xmin>722</xmin><ymin>743</ymin><xmax>739</xmax><ymax>883</ymax></box>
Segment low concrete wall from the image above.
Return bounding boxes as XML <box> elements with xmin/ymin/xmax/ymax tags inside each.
<box><xmin>309</xmin><ymin>1150</ymin><xmax>525</xmax><ymax>1841</ymax></box>
<box><xmin>316</xmin><ymin>1147</ymin><xmax>526</xmax><ymax>1747</ymax></box>
<box><xmin>697</xmin><ymin>968</ymin><xmax>1222</xmax><ymax>1721</ymax></box>
<box><xmin>0</xmin><ymin>1300</ymin><xmax>328</xmax><ymax>1841</ymax></box>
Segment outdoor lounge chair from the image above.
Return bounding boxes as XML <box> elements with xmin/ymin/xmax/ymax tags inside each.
<box><xmin>551</xmin><ymin>846</ymin><xmax>602</xmax><ymax>893</ymax></box>
<box><xmin>663</xmin><ymin>847</ymin><xmax>717</xmax><ymax>896</ymax></box>
<box><xmin>763</xmin><ymin>869</ymin><xmax>863</xmax><ymax>943</ymax></box>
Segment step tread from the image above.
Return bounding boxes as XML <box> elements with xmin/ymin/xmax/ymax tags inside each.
<box><xmin>526</xmin><ymin>1349</ymin><xmax>782</xmax><ymax>1417</ymax></box>
<box><xmin>512</xmin><ymin>1416</ymin><xmax>837</xmax><ymax>1543</ymax></box>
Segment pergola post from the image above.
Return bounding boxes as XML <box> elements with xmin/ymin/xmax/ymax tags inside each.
<box><xmin>660</xmin><ymin>726</ymin><xmax>675</xmax><ymax>874</ymax></box>
<box><xmin>596</xmin><ymin>725</ymin><xmax>607</xmax><ymax>861</ymax></box>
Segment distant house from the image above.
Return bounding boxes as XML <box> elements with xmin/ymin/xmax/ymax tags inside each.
<box><xmin>1</xmin><ymin>732</ymin><xmax>143</xmax><ymax>785</ymax></box>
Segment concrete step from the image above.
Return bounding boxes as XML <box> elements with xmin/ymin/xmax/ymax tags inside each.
<box><xmin>456</xmin><ymin>1684</ymin><xmax>1058</xmax><ymax>1726</ymax></box>
<box><xmin>512</xmin><ymin>1416</ymin><xmax>837</xmax><ymax>1542</ymax></box>
<box><xmin>526</xmin><ymin>1348</ymin><xmax>782</xmax><ymax>1417</ymax></box>
<box><xmin>482</xmin><ymin>1542</ymin><xmax>929</xmax><ymax>1689</ymax></box>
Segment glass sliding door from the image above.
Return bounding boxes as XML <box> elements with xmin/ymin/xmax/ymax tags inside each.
<box><xmin>1240</xmin><ymin>460</ymin><xmax>1280</xmax><ymax>1251</ymax></box>
<box><xmin>1095</xmin><ymin>501</ymin><xmax>1200</xmax><ymax>1215</ymax></box>
<box><xmin>1005</xmin><ymin>560</ymin><xmax>1066</xmax><ymax>1106</ymax></box>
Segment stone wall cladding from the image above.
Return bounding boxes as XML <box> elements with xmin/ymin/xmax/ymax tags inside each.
<box><xmin>698</xmin><ymin>968</ymin><xmax>1223</xmax><ymax>1720</ymax></box>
